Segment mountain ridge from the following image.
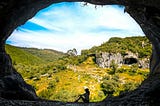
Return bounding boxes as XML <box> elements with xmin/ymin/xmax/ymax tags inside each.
<box><xmin>5</xmin><ymin>44</ymin><xmax>66</xmax><ymax>65</ymax></box>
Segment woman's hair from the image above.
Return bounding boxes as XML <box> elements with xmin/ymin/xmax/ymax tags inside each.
<box><xmin>85</xmin><ymin>88</ymin><xmax>90</xmax><ymax>93</ymax></box>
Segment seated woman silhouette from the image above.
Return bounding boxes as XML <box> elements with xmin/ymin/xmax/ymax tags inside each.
<box><xmin>75</xmin><ymin>88</ymin><xmax>90</xmax><ymax>103</ymax></box>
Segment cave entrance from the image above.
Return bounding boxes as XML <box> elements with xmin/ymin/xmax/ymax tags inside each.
<box><xmin>3</xmin><ymin>1</ymin><xmax>150</xmax><ymax>100</ymax></box>
<box><xmin>124</xmin><ymin>58</ymin><xmax>138</xmax><ymax>65</ymax></box>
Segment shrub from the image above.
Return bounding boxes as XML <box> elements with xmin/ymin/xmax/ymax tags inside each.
<box><xmin>38</xmin><ymin>89</ymin><xmax>52</xmax><ymax>99</ymax></box>
<box><xmin>101</xmin><ymin>80</ymin><xmax>119</xmax><ymax>96</ymax></box>
<box><xmin>110</xmin><ymin>60</ymin><xmax>118</xmax><ymax>75</ymax></box>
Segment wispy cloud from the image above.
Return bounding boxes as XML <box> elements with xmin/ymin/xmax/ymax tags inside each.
<box><xmin>7</xmin><ymin>2</ymin><xmax>144</xmax><ymax>54</ymax></box>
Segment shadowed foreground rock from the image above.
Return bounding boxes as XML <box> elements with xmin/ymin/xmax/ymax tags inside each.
<box><xmin>0</xmin><ymin>0</ymin><xmax>160</xmax><ymax>105</ymax></box>
<box><xmin>0</xmin><ymin>51</ymin><xmax>39</xmax><ymax>100</ymax></box>
<box><xmin>0</xmin><ymin>100</ymin><xmax>103</xmax><ymax>106</ymax></box>
<box><xmin>0</xmin><ymin>68</ymin><xmax>38</xmax><ymax>100</ymax></box>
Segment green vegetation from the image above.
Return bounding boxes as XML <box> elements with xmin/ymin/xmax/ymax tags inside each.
<box><xmin>5</xmin><ymin>45</ymin><xmax>44</xmax><ymax>65</ymax></box>
<box><xmin>21</xmin><ymin>48</ymin><xmax>65</xmax><ymax>62</ymax></box>
<box><xmin>81</xmin><ymin>36</ymin><xmax>152</xmax><ymax>58</ymax></box>
<box><xmin>5</xmin><ymin>36</ymin><xmax>151</xmax><ymax>102</ymax></box>
<box><xmin>5</xmin><ymin>45</ymin><xmax>66</xmax><ymax>65</ymax></box>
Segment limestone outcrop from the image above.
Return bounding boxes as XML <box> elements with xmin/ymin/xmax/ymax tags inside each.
<box><xmin>95</xmin><ymin>52</ymin><xmax>149</xmax><ymax>68</ymax></box>
<box><xmin>0</xmin><ymin>0</ymin><xmax>160</xmax><ymax>105</ymax></box>
<box><xmin>96</xmin><ymin>52</ymin><xmax>123</xmax><ymax>68</ymax></box>
<box><xmin>67</xmin><ymin>48</ymin><xmax>77</xmax><ymax>56</ymax></box>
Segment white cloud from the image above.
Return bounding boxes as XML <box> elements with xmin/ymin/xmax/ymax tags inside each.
<box><xmin>29</xmin><ymin>3</ymin><xmax>143</xmax><ymax>34</ymax></box>
<box><xmin>7</xmin><ymin>3</ymin><xmax>144</xmax><ymax>54</ymax></box>
<box><xmin>8</xmin><ymin>29</ymin><xmax>111</xmax><ymax>54</ymax></box>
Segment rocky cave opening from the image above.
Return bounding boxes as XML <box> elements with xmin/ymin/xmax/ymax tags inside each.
<box><xmin>0</xmin><ymin>0</ymin><xmax>160</xmax><ymax>106</ymax></box>
<box><xmin>7</xmin><ymin>3</ymin><xmax>145</xmax><ymax>102</ymax></box>
<box><xmin>123</xmin><ymin>58</ymin><xmax>138</xmax><ymax>65</ymax></box>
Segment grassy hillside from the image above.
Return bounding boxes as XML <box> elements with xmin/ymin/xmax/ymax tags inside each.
<box><xmin>5</xmin><ymin>36</ymin><xmax>150</xmax><ymax>102</ymax></box>
<box><xmin>5</xmin><ymin>44</ymin><xmax>44</xmax><ymax>65</ymax></box>
<box><xmin>26</xmin><ymin>57</ymin><xmax>149</xmax><ymax>102</ymax></box>
<box><xmin>5</xmin><ymin>44</ymin><xmax>66</xmax><ymax>65</ymax></box>
<box><xmin>81</xmin><ymin>36</ymin><xmax>152</xmax><ymax>58</ymax></box>
<box><xmin>21</xmin><ymin>48</ymin><xmax>66</xmax><ymax>62</ymax></box>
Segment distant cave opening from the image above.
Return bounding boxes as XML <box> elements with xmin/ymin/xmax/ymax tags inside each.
<box><xmin>124</xmin><ymin>58</ymin><xmax>138</xmax><ymax>65</ymax></box>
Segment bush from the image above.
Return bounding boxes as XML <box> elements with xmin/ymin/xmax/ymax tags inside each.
<box><xmin>123</xmin><ymin>82</ymin><xmax>139</xmax><ymax>92</ymax></box>
<box><xmin>38</xmin><ymin>89</ymin><xmax>52</xmax><ymax>99</ymax></box>
<box><xmin>47</xmin><ymin>81</ymin><xmax>56</xmax><ymax>89</ymax></box>
<box><xmin>101</xmin><ymin>80</ymin><xmax>119</xmax><ymax>96</ymax></box>
<box><xmin>110</xmin><ymin>60</ymin><xmax>118</xmax><ymax>75</ymax></box>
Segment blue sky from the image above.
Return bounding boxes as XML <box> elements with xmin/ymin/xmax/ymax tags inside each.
<box><xmin>6</xmin><ymin>2</ymin><xmax>144</xmax><ymax>54</ymax></box>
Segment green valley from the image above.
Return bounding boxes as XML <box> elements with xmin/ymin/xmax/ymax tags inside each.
<box><xmin>5</xmin><ymin>36</ymin><xmax>151</xmax><ymax>102</ymax></box>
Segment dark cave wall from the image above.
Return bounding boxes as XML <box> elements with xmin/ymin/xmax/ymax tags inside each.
<box><xmin>0</xmin><ymin>0</ymin><xmax>160</xmax><ymax>104</ymax></box>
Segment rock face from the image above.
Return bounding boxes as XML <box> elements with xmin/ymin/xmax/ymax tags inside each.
<box><xmin>139</xmin><ymin>58</ymin><xmax>150</xmax><ymax>69</ymax></box>
<box><xmin>95</xmin><ymin>52</ymin><xmax>149</xmax><ymax>68</ymax></box>
<box><xmin>0</xmin><ymin>0</ymin><xmax>160</xmax><ymax>105</ymax></box>
<box><xmin>0</xmin><ymin>69</ymin><xmax>38</xmax><ymax>100</ymax></box>
<box><xmin>96</xmin><ymin>52</ymin><xmax>123</xmax><ymax>68</ymax></box>
<box><xmin>67</xmin><ymin>48</ymin><xmax>77</xmax><ymax>56</ymax></box>
<box><xmin>0</xmin><ymin>49</ymin><xmax>38</xmax><ymax>100</ymax></box>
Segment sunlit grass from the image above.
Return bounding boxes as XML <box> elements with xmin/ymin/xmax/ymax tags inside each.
<box><xmin>25</xmin><ymin>57</ymin><xmax>149</xmax><ymax>102</ymax></box>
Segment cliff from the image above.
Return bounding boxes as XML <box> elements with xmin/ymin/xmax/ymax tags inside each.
<box><xmin>95</xmin><ymin>52</ymin><xmax>149</xmax><ymax>69</ymax></box>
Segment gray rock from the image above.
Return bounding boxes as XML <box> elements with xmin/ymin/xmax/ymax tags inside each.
<box><xmin>95</xmin><ymin>52</ymin><xmax>149</xmax><ymax>69</ymax></box>
<box><xmin>67</xmin><ymin>48</ymin><xmax>77</xmax><ymax>56</ymax></box>
<box><xmin>96</xmin><ymin>52</ymin><xmax>123</xmax><ymax>68</ymax></box>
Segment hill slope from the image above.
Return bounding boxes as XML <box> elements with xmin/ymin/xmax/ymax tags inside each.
<box><xmin>81</xmin><ymin>36</ymin><xmax>152</xmax><ymax>58</ymax></box>
<box><xmin>21</xmin><ymin>48</ymin><xmax>66</xmax><ymax>62</ymax></box>
<box><xmin>5</xmin><ymin>36</ymin><xmax>150</xmax><ymax>102</ymax></box>
<box><xmin>5</xmin><ymin>44</ymin><xmax>44</xmax><ymax>65</ymax></box>
<box><xmin>5</xmin><ymin>44</ymin><xmax>66</xmax><ymax>65</ymax></box>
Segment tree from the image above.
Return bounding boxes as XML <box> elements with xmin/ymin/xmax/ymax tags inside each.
<box><xmin>110</xmin><ymin>60</ymin><xmax>118</xmax><ymax>74</ymax></box>
<box><xmin>101</xmin><ymin>80</ymin><xmax>119</xmax><ymax>96</ymax></box>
